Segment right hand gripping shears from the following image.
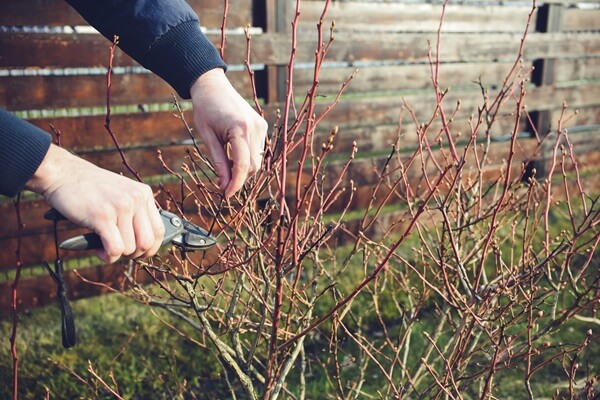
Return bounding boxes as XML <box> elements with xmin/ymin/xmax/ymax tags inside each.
<box><xmin>45</xmin><ymin>209</ymin><xmax>217</xmax><ymax>252</ymax></box>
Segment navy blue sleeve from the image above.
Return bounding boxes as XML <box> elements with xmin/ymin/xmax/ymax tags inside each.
<box><xmin>65</xmin><ymin>0</ymin><xmax>227</xmax><ymax>99</ymax></box>
<box><xmin>0</xmin><ymin>109</ymin><xmax>52</xmax><ymax>198</ymax></box>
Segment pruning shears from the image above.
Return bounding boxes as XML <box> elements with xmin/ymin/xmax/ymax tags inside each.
<box><xmin>45</xmin><ymin>209</ymin><xmax>217</xmax><ymax>252</ymax></box>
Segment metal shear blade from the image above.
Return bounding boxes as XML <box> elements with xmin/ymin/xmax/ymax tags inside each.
<box><xmin>56</xmin><ymin>209</ymin><xmax>216</xmax><ymax>252</ymax></box>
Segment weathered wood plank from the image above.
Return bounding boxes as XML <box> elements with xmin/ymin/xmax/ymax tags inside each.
<box><xmin>292</xmin><ymin>61</ymin><xmax>520</xmax><ymax>96</ymax></box>
<box><xmin>562</xmin><ymin>7</ymin><xmax>600</xmax><ymax>31</ymax></box>
<box><xmin>0</xmin><ymin>70</ymin><xmax>256</xmax><ymax>111</ymax></box>
<box><xmin>0</xmin><ymin>0</ymin><xmax>254</xmax><ymax>29</ymax></box>
<box><xmin>18</xmin><ymin>110</ymin><xmax>527</xmax><ymax>174</ymax></box>
<box><xmin>294</xmin><ymin>1</ymin><xmax>536</xmax><ymax>33</ymax></box>
<box><xmin>311</xmin><ymin>83</ymin><xmax>600</xmax><ymax>132</ymax></box>
<box><xmin>0</xmin><ymin>263</ymin><xmax>158</xmax><ymax>314</ymax></box>
<box><xmin>555</xmin><ymin>57</ymin><xmax>600</xmax><ymax>83</ymax></box>
<box><xmin>551</xmin><ymin>106</ymin><xmax>600</xmax><ymax>128</ymax></box>
<box><xmin>22</xmin><ymin>111</ymin><xmax>203</xmax><ymax>156</ymax></box>
<box><xmin>74</xmin><ymin>144</ymin><xmax>206</xmax><ymax>179</ymax></box>
<box><xmin>24</xmin><ymin>111</ymin><xmax>199</xmax><ymax>151</ymax></box>
<box><xmin>2</xmin><ymin>31</ymin><xmax>599</xmax><ymax>69</ymax></box>
<box><xmin>0</xmin><ymin>32</ymin><xmax>138</xmax><ymax>68</ymax></box>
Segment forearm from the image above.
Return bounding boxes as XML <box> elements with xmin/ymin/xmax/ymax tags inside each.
<box><xmin>64</xmin><ymin>0</ymin><xmax>227</xmax><ymax>98</ymax></box>
<box><xmin>0</xmin><ymin>109</ymin><xmax>52</xmax><ymax>198</ymax></box>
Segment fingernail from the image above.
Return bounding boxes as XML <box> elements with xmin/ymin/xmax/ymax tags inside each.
<box><xmin>96</xmin><ymin>250</ymin><xmax>109</xmax><ymax>264</ymax></box>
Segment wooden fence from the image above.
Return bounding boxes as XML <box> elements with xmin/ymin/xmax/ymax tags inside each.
<box><xmin>1</xmin><ymin>0</ymin><xmax>599</xmax><ymax>313</ymax></box>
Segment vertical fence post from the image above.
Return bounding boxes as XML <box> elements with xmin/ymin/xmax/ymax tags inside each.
<box><xmin>526</xmin><ymin>1</ymin><xmax>564</xmax><ymax>179</ymax></box>
<box><xmin>264</xmin><ymin>0</ymin><xmax>289</xmax><ymax>104</ymax></box>
<box><xmin>531</xmin><ymin>1</ymin><xmax>563</xmax><ymax>136</ymax></box>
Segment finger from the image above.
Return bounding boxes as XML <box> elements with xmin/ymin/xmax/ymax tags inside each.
<box><xmin>143</xmin><ymin>197</ymin><xmax>164</xmax><ymax>257</ymax></box>
<box><xmin>249</xmin><ymin>129</ymin><xmax>267</xmax><ymax>175</ymax></box>
<box><xmin>94</xmin><ymin>223</ymin><xmax>125</xmax><ymax>264</ymax></box>
<box><xmin>225</xmin><ymin>127</ymin><xmax>252</xmax><ymax>197</ymax></box>
<box><xmin>249</xmin><ymin>121</ymin><xmax>268</xmax><ymax>174</ymax></box>
<box><xmin>200</xmin><ymin>127</ymin><xmax>232</xmax><ymax>191</ymax></box>
<box><xmin>130</xmin><ymin>207</ymin><xmax>156</xmax><ymax>259</ymax></box>
<box><xmin>117</xmin><ymin>211</ymin><xmax>137</xmax><ymax>257</ymax></box>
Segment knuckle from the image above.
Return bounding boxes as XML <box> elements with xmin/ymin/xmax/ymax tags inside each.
<box><xmin>140</xmin><ymin>184</ymin><xmax>154</xmax><ymax>199</ymax></box>
<box><xmin>123</xmin><ymin>241</ymin><xmax>136</xmax><ymax>256</ymax></box>
<box><xmin>128</xmin><ymin>186</ymin><xmax>147</xmax><ymax>204</ymax></box>
<box><xmin>137</xmin><ymin>237</ymin><xmax>153</xmax><ymax>253</ymax></box>
<box><xmin>90</xmin><ymin>204</ymin><xmax>114</xmax><ymax>221</ymax></box>
<box><xmin>112</xmin><ymin>195</ymin><xmax>134</xmax><ymax>213</ymax></box>
<box><xmin>105</xmin><ymin>243</ymin><xmax>124</xmax><ymax>262</ymax></box>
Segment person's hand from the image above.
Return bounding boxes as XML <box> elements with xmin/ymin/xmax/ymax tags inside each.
<box><xmin>25</xmin><ymin>144</ymin><xmax>165</xmax><ymax>263</ymax></box>
<box><xmin>190</xmin><ymin>68</ymin><xmax>268</xmax><ymax>198</ymax></box>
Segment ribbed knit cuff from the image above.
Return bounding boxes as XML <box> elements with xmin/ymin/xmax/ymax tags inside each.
<box><xmin>143</xmin><ymin>20</ymin><xmax>227</xmax><ymax>99</ymax></box>
<box><xmin>0</xmin><ymin>109</ymin><xmax>52</xmax><ymax>198</ymax></box>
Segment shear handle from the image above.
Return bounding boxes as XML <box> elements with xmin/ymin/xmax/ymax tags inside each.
<box><xmin>56</xmin><ymin>209</ymin><xmax>216</xmax><ymax>252</ymax></box>
<box><xmin>60</xmin><ymin>233</ymin><xmax>104</xmax><ymax>251</ymax></box>
<box><xmin>59</xmin><ymin>210</ymin><xmax>185</xmax><ymax>251</ymax></box>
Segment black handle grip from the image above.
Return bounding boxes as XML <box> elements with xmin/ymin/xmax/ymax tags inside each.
<box><xmin>60</xmin><ymin>233</ymin><xmax>103</xmax><ymax>250</ymax></box>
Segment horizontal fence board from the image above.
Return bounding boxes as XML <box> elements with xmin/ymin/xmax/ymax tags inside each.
<box><xmin>0</xmin><ymin>0</ymin><xmax>254</xmax><ymax>29</ymax></box>
<box><xmin>562</xmin><ymin>7</ymin><xmax>600</xmax><ymax>31</ymax></box>
<box><xmin>555</xmin><ymin>57</ymin><xmax>600</xmax><ymax>83</ymax></box>
<box><xmin>551</xmin><ymin>106</ymin><xmax>600</xmax><ymax>128</ymax></box>
<box><xmin>525</xmin><ymin>82</ymin><xmax>600</xmax><ymax>111</ymax></box>
<box><xmin>0</xmin><ymin>197</ymin><xmax>75</xmax><ymax>238</ymax></box>
<box><xmin>0</xmin><ymin>263</ymin><xmax>155</xmax><ymax>314</ymax></box>
<box><xmin>293</xmin><ymin>61</ymin><xmax>519</xmax><ymax>96</ymax></box>
<box><xmin>0</xmin><ymin>0</ymin><xmax>86</xmax><ymax>27</ymax></box>
<box><xmin>3</xmin><ymin>31</ymin><xmax>600</xmax><ymax>69</ymax></box>
<box><xmin>314</xmin><ymin>83</ymin><xmax>600</xmax><ymax>131</ymax></box>
<box><xmin>26</xmin><ymin>111</ymin><xmax>202</xmax><ymax>151</ymax></box>
<box><xmin>0</xmin><ymin>32</ymin><xmax>138</xmax><ymax>68</ymax></box>
<box><xmin>0</xmin><ymin>70</ymin><xmax>256</xmax><ymax>111</ymax></box>
<box><xmin>295</xmin><ymin>1</ymin><xmax>535</xmax><ymax>33</ymax></box>
<box><xmin>79</xmin><ymin>144</ymin><xmax>206</xmax><ymax>179</ymax></box>
<box><xmin>3</xmin><ymin>0</ymin><xmax>595</xmax><ymax>32</ymax></box>
<box><xmin>24</xmin><ymin>106</ymin><xmax>278</xmax><ymax>153</ymax></box>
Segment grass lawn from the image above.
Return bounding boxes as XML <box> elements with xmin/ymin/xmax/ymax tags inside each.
<box><xmin>1</xmin><ymin>293</ymin><xmax>224</xmax><ymax>399</ymax></box>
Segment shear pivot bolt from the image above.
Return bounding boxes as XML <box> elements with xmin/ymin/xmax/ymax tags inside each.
<box><xmin>171</xmin><ymin>217</ymin><xmax>182</xmax><ymax>227</ymax></box>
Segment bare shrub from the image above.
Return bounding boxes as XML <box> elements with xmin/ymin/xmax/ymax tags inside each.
<box><xmin>71</xmin><ymin>0</ymin><xmax>600</xmax><ymax>398</ymax></box>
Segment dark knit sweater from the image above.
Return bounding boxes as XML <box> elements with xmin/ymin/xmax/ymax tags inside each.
<box><xmin>0</xmin><ymin>0</ymin><xmax>226</xmax><ymax>197</ymax></box>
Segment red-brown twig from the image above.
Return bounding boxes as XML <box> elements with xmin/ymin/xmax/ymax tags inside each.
<box><xmin>10</xmin><ymin>195</ymin><xmax>23</xmax><ymax>400</ymax></box>
<box><xmin>104</xmin><ymin>36</ymin><xmax>143</xmax><ymax>183</ymax></box>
